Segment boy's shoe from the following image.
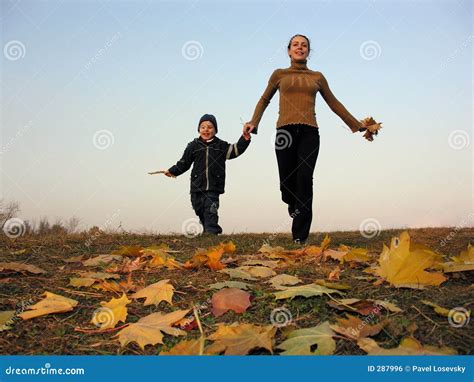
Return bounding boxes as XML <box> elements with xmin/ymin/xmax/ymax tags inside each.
<box><xmin>293</xmin><ymin>238</ymin><xmax>306</xmax><ymax>246</ymax></box>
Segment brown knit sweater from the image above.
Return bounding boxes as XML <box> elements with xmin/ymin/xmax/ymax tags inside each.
<box><xmin>250</xmin><ymin>60</ymin><xmax>363</xmax><ymax>133</ymax></box>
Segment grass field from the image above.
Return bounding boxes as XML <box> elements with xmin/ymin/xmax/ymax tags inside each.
<box><xmin>0</xmin><ymin>227</ymin><xmax>472</xmax><ymax>355</ymax></box>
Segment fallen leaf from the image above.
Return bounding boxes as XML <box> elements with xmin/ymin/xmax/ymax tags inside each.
<box><xmin>274</xmin><ymin>283</ymin><xmax>343</xmax><ymax>300</ymax></box>
<box><xmin>209</xmin><ymin>281</ymin><xmax>251</xmax><ymax>290</ymax></box>
<box><xmin>0</xmin><ymin>311</ymin><xmax>15</xmax><ymax>331</ymax></box>
<box><xmin>63</xmin><ymin>254</ymin><xmax>85</xmax><ymax>263</ymax></box>
<box><xmin>160</xmin><ymin>336</ymin><xmax>205</xmax><ymax>355</ymax></box>
<box><xmin>330</xmin><ymin>314</ymin><xmax>388</xmax><ymax>340</ymax></box>
<box><xmin>357</xmin><ymin>337</ymin><xmax>457</xmax><ymax>355</ymax></box>
<box><xmin>314</xmin><ymin>279</ymin><xmax>351</xmax><ymax>290</ymax></box>
<box><xmin>184</xmin><ymin>242</ymin><xmax>235</xmax><ymax>271</ymax></box>
<box><xmin>327</xmin><ymin>298</ymin><xmax>401</xmax><ymax>315</ymax></box>
<box><xmin>206</xmin><ymin>323</ymin><xmax>276</xmax><ymax>355</ymax></box>
<box><xmin>211</xmin><ymin>288</ymin><xmax>251</xmax><ymax>317</ymax></box>
<box><xmin>267</xmin><ymin>274</ymin><xmax>302</xmax><ymax>290</ymax></box>
<box><xmin>115</xmin><ymin>309</ymin><xmax>189</xmax><ymax>350</ymax></box>
<box><xmin>276</xmin><ymin>321</ymin><xmax>336</xmax><ymax>355</ymax></box>
<box><xmin>327</xmin><ymin>266</ymin><xmax>341</xmax><ymax>281</ymax></box>
<box><xmin>18</xmin><ymin>292</ymin><xmax>78</xmax><ymax>320</ymax></box>
<box><xmin>131</xmin><ymin>279</ymin><xmax>174</xmax><ymax>306</ymax></box>
<box><xmin>420</xmin><ymin>300</ymin><xmax>454</xmax><ymax>317</ymax></box>
<box><xmin>236</xmin><ymin>266</ymin><xmax>276</xmax><ymax>278</ymax></box>
<box><xmin>111</xmin><ymin>246</ymin><xmax>143</xmax><ymax>257</ymax></box>
<box><xmin>91</xmin><ymin>293</ymin><xmax>131</xmax><ymax>329</ymax></box>
<box><xmin>219</xmin><ymin>268</ymin><xmax>256</xmax><ymax>281</ymax></box>
<box><xmin>82</xmin><ymin>254</ymin><xmax>122</xmax><ymax>267</ymax></box>
<box><xmin>0</xmin><ymin>262</ymin><xmax>45</xmax><ymax>275</ymax></box>
<box><xmin>374</xmin><ymin>231</ymin><xmax>446</xmax><ymax>288</ymax></box>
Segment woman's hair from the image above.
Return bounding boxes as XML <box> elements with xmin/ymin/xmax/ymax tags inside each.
<box><xmin>287</xmin><ymin>34</ymin><xmax>311</xmax><ymax>52</ymax></box>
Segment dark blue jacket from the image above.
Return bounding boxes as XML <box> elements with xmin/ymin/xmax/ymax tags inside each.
<box><xmin>168</xmin><ymin>135</ymin><xmax>250</xmax><ymax>194</ymax></box>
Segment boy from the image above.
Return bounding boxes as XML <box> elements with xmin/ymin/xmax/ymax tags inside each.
<box><xmin>158</xmin><ymin>114</ymin><xmax>250</xmax><ymax>235</ymax></box>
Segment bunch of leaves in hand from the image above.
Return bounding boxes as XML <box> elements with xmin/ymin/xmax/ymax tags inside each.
<box><xmin>360</xmin><ymin>117</ymin><xmax>382</xmax><ymax>141</ymax></box>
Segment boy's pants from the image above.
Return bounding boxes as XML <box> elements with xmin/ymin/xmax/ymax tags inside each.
<box><xmin>274</xmin><ymin>124</ymin><xmax>320</xmax><ymax>242</ymax></box>
<box><xmin>191</xmin><ymin>191</ymin><xmax>223</xmax><ymax>234</ymax></box>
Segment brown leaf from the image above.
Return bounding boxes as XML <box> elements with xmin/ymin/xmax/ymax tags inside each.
<box><xmin>18</xmin><ymin>292</ymin><xmax>78</xmax><ymax>320</ymax></box>
<box><xmin>358</xmin><ymin>337</ymin><xmax>457</xmax><ymax>355</ymax></box>
<box><xmin>330</xmin><ymin>314</ymin><xmax>388</xmax><ymax>340</ymax></box>
<box><xmin>211</xmin><ymin>288</ymin><xmax>251</xmax><ymax>317</ymax></box>
<box><xmin>0</xmin><ymin>262</ymin><xmax>46</xmax><ymax>275</ymax></box>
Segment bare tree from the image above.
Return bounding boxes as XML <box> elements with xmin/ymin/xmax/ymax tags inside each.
<box><xmin>66</xmin><ymin>216</ymin><xmax>81</xmax><ymax>233</ymax></box>
<box><xmin>0</xmin><ymin>199</ymin><xmax>20</xmax><ymax>229</ymax></box>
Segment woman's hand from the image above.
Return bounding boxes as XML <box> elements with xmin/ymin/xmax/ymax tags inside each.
<box><xmin>243</xmin><ymin>122</ymin><xmax>256</xmax><ymax>135</ymax></box>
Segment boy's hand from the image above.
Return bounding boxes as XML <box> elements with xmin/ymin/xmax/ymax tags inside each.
<box><xmin>243</xmin><ymin>122</ymin><xmax>256</xmax><ymax>135</ymax></box>
<box><xmin>243</xmin><ymin>131</ymin><xmax>251</xmax><ymax>141</ymax></box>
<box><xmin>148</xmin><ymin>170</ymin><xmax>176</xmax><ymax>178</ymax></box>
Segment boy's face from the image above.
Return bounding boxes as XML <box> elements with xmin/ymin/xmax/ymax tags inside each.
<box><xmin>199</xmin><ymin>121</ymin><xmax>216</xmax><ymax>141</ymax></box>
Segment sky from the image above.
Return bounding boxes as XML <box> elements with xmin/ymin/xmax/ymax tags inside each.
<box><xmin>1</xmin><ymin>0</ymin><xmax>472</xmax><ymax>235</ymax></box>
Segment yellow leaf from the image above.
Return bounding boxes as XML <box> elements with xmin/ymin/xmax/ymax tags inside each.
<box><xmin>453</xmin><ymin>243</ymin><xmax>474</xmax><ymax>263</ymax></box>
<box><xmin>358</xmin><ymin>337</ymin><xmax>457</xmax><ymax>355</ymax></box>
<box><xmin>131</xmin><ymin>279</ymin><xmax>174</xmax><ymax>306</ymax></box>
<box><xmin>420</xmin><ymin>300</ymin><xmax>452</xmax><ymax>317</ymax></box>
<box><xmin>18</xmin><ymin>292</ymin><xmax>78</xmax><ymax>320</ymax></box>
<box><xmin>267</xmin><ymin>274</ymin><xmax>302</xmax><ymax>290</ymax></box>
<box><xmin>82</xmin><ymin>254</ymin><xmax>122</xmax><ymax>267</ymax></box>
<box><xmin>115</xmin><ymin>309</ymin><xmax>189</xmax><ymax>350</ymax></box>
<box><xmin>277</xmin><ymin>322</ymin><xmax>335</xmax><ymax>355</ymax></box>
<box><xmin>314</xmin><ymin>279</ymin><xmax>351</xmax><ymax>290</ymax></box>
<box><xmin>219</xmin><ymin>268</ymin><xmax>256</xmax><ymax>281</ymax></box>
<box><xmin>0</xmin><ymin>311</ymin><xmax>15</xmax><ymax>331</ymax></box>
<box><xmin>184</xmin><ymin>242</ymin><xmax>235</xmax><ymax>271</ymax></box>
<box><xmin>206</xmin><ymin>323</ymin><xmax>276</xmax><ymax>355</ymax></box>
<box><xmin>160</xmin><ymin>336</ymin><xmax>206</xmax><ymax>355</ymax></box>
<box><xmin>236</xmin><ymin>266</ymin><xmax>276</xmax><ymax>278</ymax></box>
<box><xmin>91</xmin><ymin>293</ymin><xmax>130</xmax><ymax>329</ymax></box>
<box><xmin>374</xmin><ymin>231</ymin><xmax>446</xmax><ymax>288</ymax></box>
<box><xmin>209</xmin><ymin>281</ymin><xmax>251</xmax><ymax>290</ymax></box>
<box><xmin>274</xmin><ymin>283</ymin><xmax>343</xmax><ymax>300</ymax></box>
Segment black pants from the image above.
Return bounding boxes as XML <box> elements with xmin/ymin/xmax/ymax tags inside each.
<box><xmin>190</xmin><ymin>191</ymin><xmax>222</xmax><ymax>234</ymax></box>
<box><xmin>275</xmin><ymin>124</ymin><xmax>320</xmax><ymax>241</ymax></box>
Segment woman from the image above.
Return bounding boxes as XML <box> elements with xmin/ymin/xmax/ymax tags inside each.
<box><xmin>244</xmin><ymin>34</ymin><xmax>372</xmax><ymax>244</ymax></box>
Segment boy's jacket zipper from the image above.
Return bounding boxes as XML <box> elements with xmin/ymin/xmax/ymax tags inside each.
<box><xmin>205</xmin><ymin>146</ymin><xmax>209</xmax><ymax>190</ymax></box>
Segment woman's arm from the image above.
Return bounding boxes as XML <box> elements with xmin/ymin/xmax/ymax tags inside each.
<box><xmin>246</xmin><ymin>70</ymin><xmax>281</xmax><ymax>134</ymax></box>
<box><xmin>318</xmin><ymin>72</ymin><xmax>364</xmax><ymax>133</ymax></box>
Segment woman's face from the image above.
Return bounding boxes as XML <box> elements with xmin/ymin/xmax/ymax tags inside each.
<box><xmin>288</xmin><ymin>35</ymin><xmax>309</xmax><ymax>61</ymax></box>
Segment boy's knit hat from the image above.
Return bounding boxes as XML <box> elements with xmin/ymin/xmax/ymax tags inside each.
<box><xmin>198</xmin><ymin>114</ymin><xmax>218</xmax><ymax>133</ymax></box>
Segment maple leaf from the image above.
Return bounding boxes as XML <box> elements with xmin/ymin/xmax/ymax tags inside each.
<box><xmin>92</xmin><ymin>275</ymin><xmax>137</xmax><ymax>293</ymax></box>
<box><xmin>236</xmin><ymin>266</ymin><xmax>276</xmax><ymax>278</ymax></box>
<box><xmin>374</xmin><ymin>231</ymin><xmax>446</xmax><ymax>288</ymax></box>
<box><xmin>132</xmin><ymin>279</ymin><xmax>174</xmax><ymax>306</ymax></box>
<box><xmin>267</xmin><ymin>274</ymin><xmax>302</xmax><ymax>290</ymax></box>
<box><xmin>274</xmin><ymin>283</ymin><xmax>343</xmax><ymax>300</ymax></box>
<box><xmin>160</xmin><ymin>336</ymin><xmax>206</xmax><ymax>355</ymax></box>
<box><xmin>111</xmin><ymin>246</ymin><xmax>143</xmax><ymax>257</ymax></box>
<box><xmin>442</xmin><ymin>243</ymin><xmax>474</xmax><ymax>272</ymax></box>
<box><xmin>146</xmin><ymin>250</ymin><xmax>183</xmax><ymax>269</ymax></box>
<box><xmin>219</xmin><ymin>268</ymin><xmax>256</xmax><ymax>281</ymax></box>
<box><xmin>69</xmin><ymin>272</ymin><xmax>120</xmax><ymax>288</ymax></box>
<box><xmin>115</xmin><ymin>309</ymin><xmax>189</xmax><ymax>350</ymax></box>
<box><xmin>0</xmin><ymin>262</ymin><xmax>45</xmax><ymax>275</ymax></box>
<box><xmin>184</xmin><ymin>242</ymin><xmax>235</xmax><ymax>271</ymax></box>
<box><xmin>209</xmin><ymin>281</ymin><xmax>251</xmax><ymax>290</ymax></box>
<box><xmin>108</xmin><ymin>257</ymin><xmax>143</xmax><ymax>274</ymax></box>
<box><xmin>211</xmin><ymin>288</ymin><xmax>251</xmax><ymax>317</ymax></box>
<box><xmin>91</xmin><ymin>293</ymin><xmax>131</xmax><ymax>329</ymax></box>
<box><xmin>357</xmin><ymin>337</ymin><xmax>457</xmax><ymax>355</ymax></box>
<box><xmin>276</xmin><ymin>322</ymin><xmax>336</xmax><ymax>355</ymax></box>
<box><xmin>82</xmin><ymin>254</ymin><xmax>122</xmax><ymax>267</ymax></box>
<box><xmin>360</xmin><ymin>116</ymin><xmax>382</xmax><ymax>141</ymax></box>
<box><xmin>18</xmin><ymin>292</ymin><xmax>78</xmax><ymax>320</ymax></box>
<box><xmin>206</xmin><ymin>323</ymin><xmax>276</xmax><ymax>355</ymax></box>
<box><xmin>330</xmin><ymin>314</ymin><xmax>388</xmax><ymax>340</ymax></box>
<box><xmin>0</xmin><ymin>311</ymin><xmax>15</xmax><ymax>331</ymax></box>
